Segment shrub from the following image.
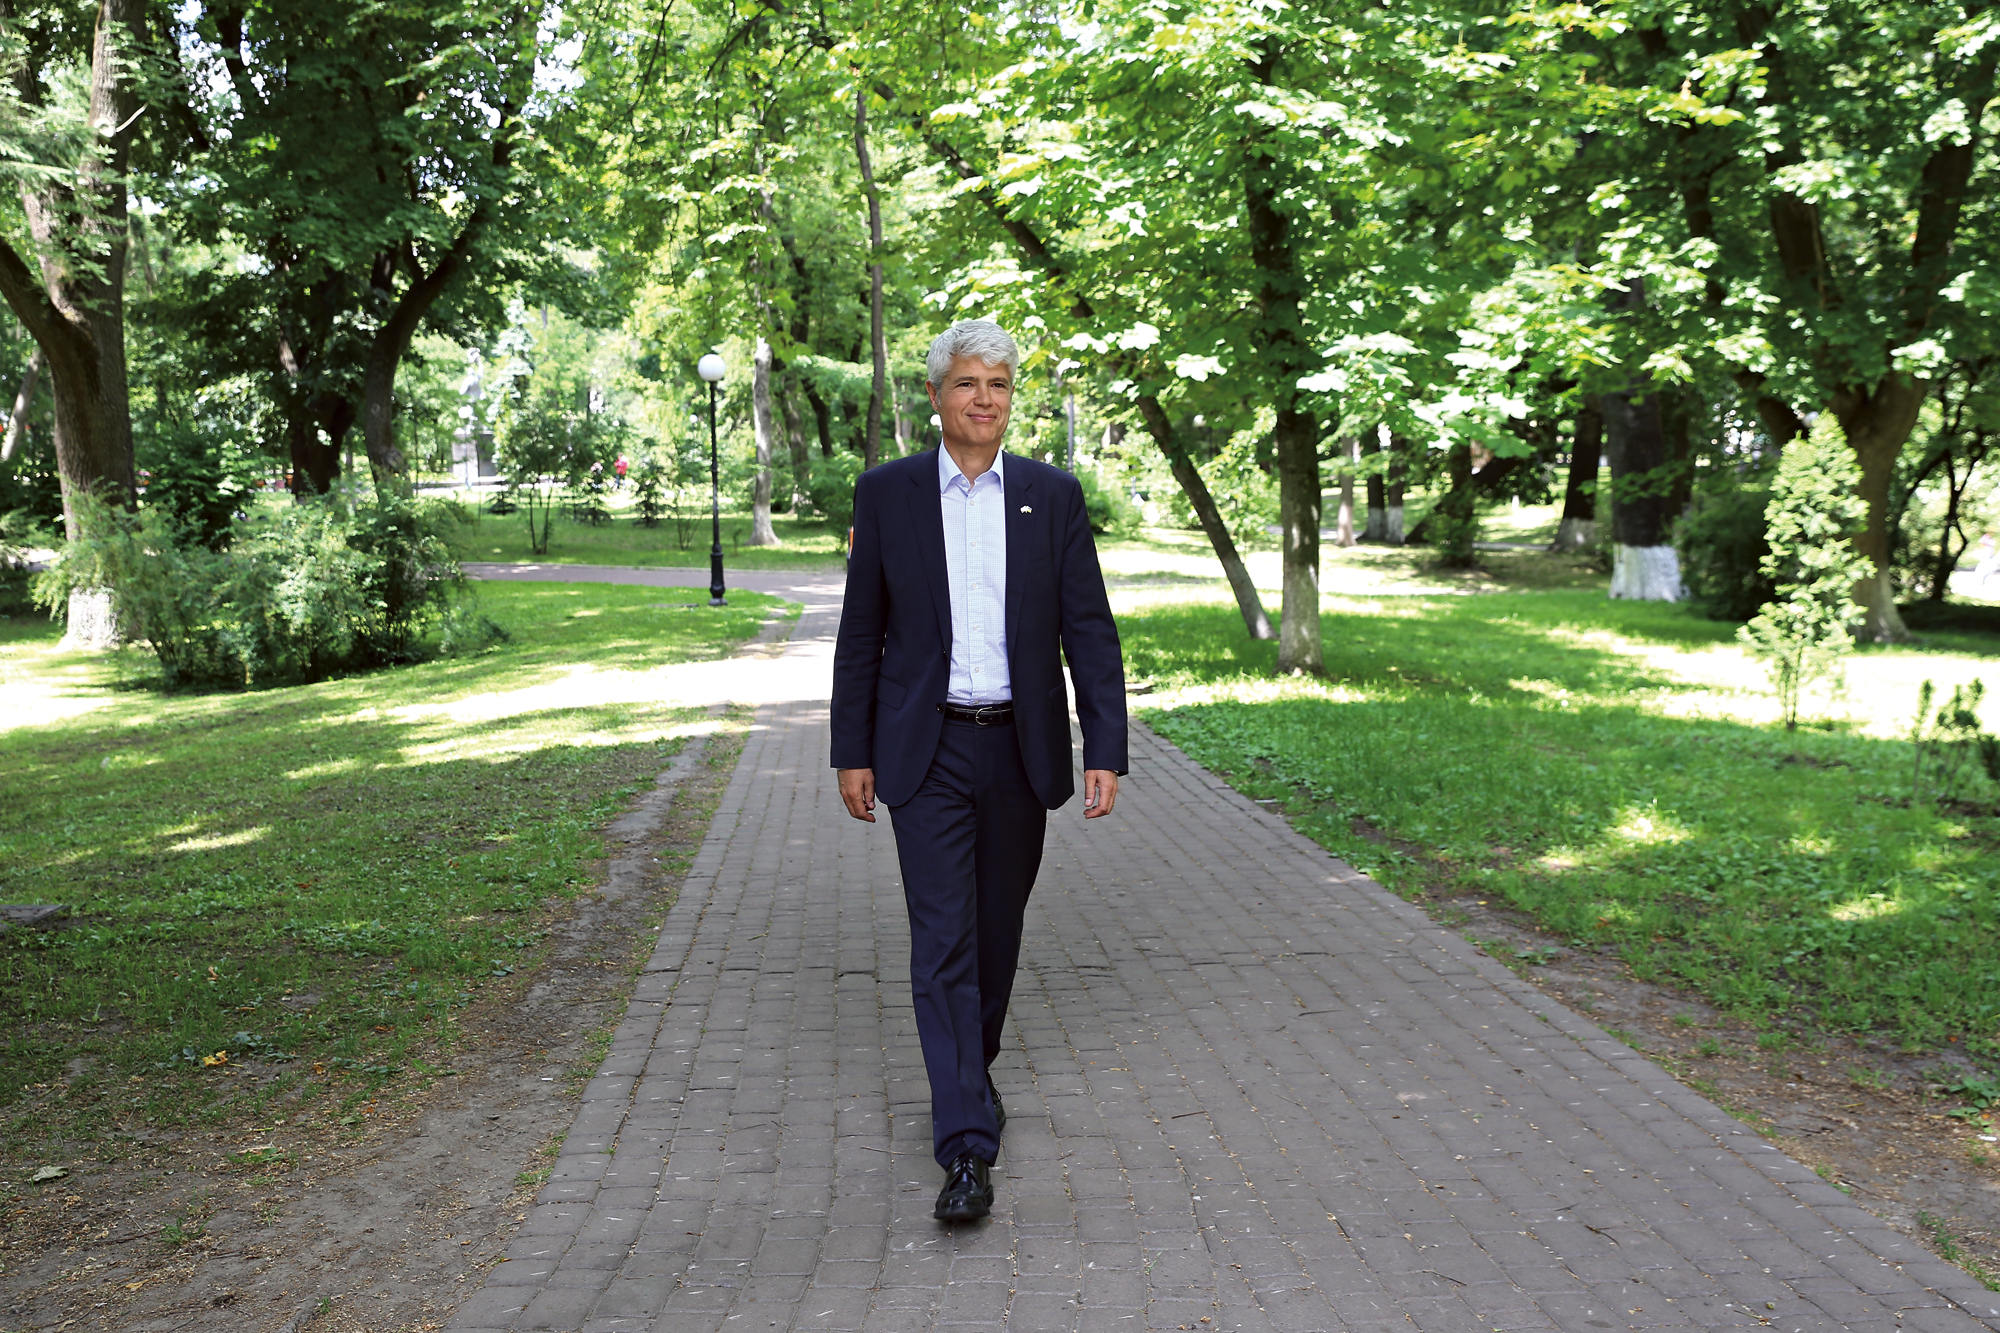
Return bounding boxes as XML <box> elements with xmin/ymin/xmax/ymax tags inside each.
<box><xmin>36</xmin><ymin>492</ymin><xmax>476</xmax><ymax>687</ymax></box>
<box><xmin>494</xmin><ymin>386</ymin><xmax>620</xmax><ymax>554</ymax></box>
<box><xmin>0</xmin><ymin>508</ymin><xmax>41</xmax><ymax>616</ymax></box>
<box><xmin>1738</xmin><ymin>415</ymin><xmax>1873</xmax><ymax>730</ymax></box>
<box><xmin>1076</xmin><ymin>467</ymin><xmax>1137</xmax><ymax>534</ymax></box>
<box><xmin>1190</xmin><ymin>434</ymin><xmax>1279</xmax><ymax>547</ymax></box>
<box><xmin>1676</xmin><ymin>481</ymin><xmax>1775</xmax><ymax>621</ymax></box>
<box><xmin>1910</xmin><ymin>678</ymin><xmax>1999</xmax><ymax>807</ymax></box>
<box><xmin>809</xmin><ymin>451</ymin><xmax>865</xmax><ymax>535</ymax></box>
<box><xmin>142</xmin><ymin>427</ymin><xmax>248</xmax><ymax>551</ymax></box>
<box><xmin>631</xmin><ymin>461</ymin><xmax>665</xmax><ymax>527</ymax></box>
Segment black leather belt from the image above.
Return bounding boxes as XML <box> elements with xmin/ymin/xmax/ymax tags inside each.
<box><xmin>939</xmin><ymin>701</ymin><xmax>1014</xmax><ymax>725</ymax></box>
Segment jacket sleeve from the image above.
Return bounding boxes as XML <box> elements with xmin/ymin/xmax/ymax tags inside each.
<box><xmin>1056</xmin><ymin>474</ymin><xmax>1129</xmax><ymax>775</ymax></box>
<box><xmin>829</xmin><ymin>470</ymin><xmax>886</xmax><ymax>770</ymax></box>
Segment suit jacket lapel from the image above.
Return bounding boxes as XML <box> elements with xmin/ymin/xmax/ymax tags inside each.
<box><xmin>1004</xmin><ymin>460</ymin><xmax>1035</xmax><ymax>655</ymax></box>
<box><xmin>912</xmin><ymin>458</ymin><xmax>951</xmax><ymax>656</ymax></box>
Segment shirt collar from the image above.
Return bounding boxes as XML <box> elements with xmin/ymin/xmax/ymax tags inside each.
<box><xmin>938</xmin><ymin>444</ymin><xmax>1006</xmax><ymax>494</ymax></box>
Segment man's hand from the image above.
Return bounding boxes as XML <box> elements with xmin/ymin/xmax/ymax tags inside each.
<box><xmin>838</xmin><ymin>768</ymin><xmax>877</xmax><ymax>823</ymax></box>
<box><xmin>1082</xmin><ymin>769</ymin><xmax>1119</xmax><ymax>819</ymax></box>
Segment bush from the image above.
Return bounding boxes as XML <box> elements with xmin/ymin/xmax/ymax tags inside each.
<box><xmin>1676</xmin><ymin>481</ymin><xmax>1775</xmax><ymax>620</ymax></box>
<box><xmin>0</xmin><ymin>508</ymin><xmax>42</xmax><ymax>616</ymax></box>
<box><xmin>632</xmin><ymin>461</ymin><xmax>665</xmax><ymax>527</ymax></box>
<box><xmin>142</xmin><ymin>427</ymin><xmax>249</xmax><ymax>551</ymax></box>
<box><xmin>36</xmin><ymin>492</ymin><xmax>475</xmax><ymax>687</ymax></box>
<box><xmin>1076</xmin><ymin>467</ymin><xmax>1137</xmax><ymax>534</ymax></box>
<box><xmin>809</xmin><ymin>451</ymin><xmax>865</xmax><ymax>535</ymax></box>
<box><xmin>0</xmin><ymin>450</ymin><xmax>63</xmax><ymax>529</ymax></box>
<box><xmin>1738</xmin><ymin>415</ymin><xmax>1873</xmax><ymax>730</ymax></box>
<box><xmin>1189</xmin><ymin>434</ymin><xmax>1279</xmax><ymax>546</ymax></box>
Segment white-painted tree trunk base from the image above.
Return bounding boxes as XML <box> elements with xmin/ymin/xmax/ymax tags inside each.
<box><xmin>1549</xmin><ymin>517</ymin><xmax>1596</xmax><ymax>553</ymax></box>
<box><xmin>1383</xmin><ymin>504</ymin><xmax>1404</xmax><ymax>546</ymax></box>
<box><xmin>62</xmin><ymin>588</ymin><xmax>119</xmax><ymax>650</ymax></box>
<box><xmin>1608</xmin><ymin>544</ymin><xmax>1682</xmax><ymax>601</ymax></box>
<box><xmin>1363</xmin><ymin>504</ymin><xmax>1386</xmax><ymax>542</ymax></box>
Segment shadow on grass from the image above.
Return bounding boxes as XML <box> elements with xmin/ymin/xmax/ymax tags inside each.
<box><xmin>1127</xmin><ymin>597</ymin><xmax>2000</xmax><ymax>1065</ymax></box>
<box><xmin>0</xmin><ymin>581</ymin><xmax>774</xmax><ymax>1133</ymax></box>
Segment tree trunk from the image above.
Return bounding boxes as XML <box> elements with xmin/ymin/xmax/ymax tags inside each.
<box><xmin>1597</xmin><ymin>276</ymin><xmax>1682</xmax><ymax>600</ymax></box>
<box><xmin>1134</xmin><ymin>394</ymin><xmax>1275</xmax><ymax>640</ymax></box>
<box><xmin>1273</xmin><ymin>409</ymin><xmax>1323</xmax><ymax>669</ymax></box>
<box><xmin>1245</xmin><ymin>37</ymin><xmax>1321</xmax><ymax>674</ymax></box>
<box><xmin>854</xmin><ymin>87</ymin><xmax>887</xmax><ymax>471</ymax></box>
<box><xmin>287</xmin><ymin>412</ymin><xmax>342</xmax><ymax>496</ymax></box>
<box><xmin>748</xmin><ymin>337</ymin><xmax>779</xmax><ymax>545</ymax></box>
<box><xmin>0</xmin><ymin>0</ymin><xmax>145</xmax><ymax>548</ymax></box>
<box><xmin>1385</xmin><ymin>432</ymin><xmax>1408</xmax><ymax>545</ymax></box>
<box><xmin>1363</xmin><ymin>427</ymin><xmax>1386</xmax><ymax>540</ymax></box>
<box><xmin>359</xmin><ymin>240</ymin><xmax>476</xmax><ymax>484</ymax></box>
<box><xmin>1</xmin><ymin>345</ymin><xmax>41</xmax><ymax>461</ymax></box>
<box><xmin>1334</xmin><ymin>437</ymin><xmax>1356</xmax><ymax>547</ymax></box>
<box><xmin>778</xmin><ymin>378</ymin><xmax>813</xmax><ymax>511</ymax></box>
<box><xmin>1932</xmin><ymin>453</ymin><xmax>1963</xmax><ymax>603</ymax></box>
<box><xmin>1599</xmin><ymin>386</ymin><xmax>1684</xmax><ymax>600</ymax></box>
<box><xmin>1831</xmin><ymin>376</ymin><xmax>1926</xmax><ymax>641</ymax></box>
<box><xmin>1430</xmin><ymin>441</ymin><xmax>1478</xmax><ymax>567</ymax></box>
<box><xmin>806</xmin><ymin>384</ymin><xmax>835</xmax><ymax>458</ymax></box>
<box><xmin>0</xmin><ymin>0</ymin><xmax>148</xmax><ymax>646</ymax></box>
<box><xmin>1551</xmin><ymin>397</ymin><xmax>1602</xmax><ymax>552</ymax></box>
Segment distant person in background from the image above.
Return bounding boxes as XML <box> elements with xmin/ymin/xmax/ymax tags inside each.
<box><xmin>614</xmin><ymin>455</ymin><xmax>629</xmax><ymax>488</ymax></box>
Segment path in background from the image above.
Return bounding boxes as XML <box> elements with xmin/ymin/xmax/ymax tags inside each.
<box><xmin>449</xmin><ymin>564</ymin><xmax>2000</xmax><ymax>1333</ymax></box>
<box><xmin>464</xmin><ymin>564</ymin><xmax>845</xmax><ymax>710</ymax></box>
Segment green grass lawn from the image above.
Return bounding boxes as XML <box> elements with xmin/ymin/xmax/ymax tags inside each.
<box><xmin>0</xmin><ymin>580</ymin><xmax>778</xmax><ymax>1148</ymax></box>
<box><xmin>445</xmin><ymin>495</ymin><xmax>847</xmax><ymax>570</ymax></box>
<box><xmin>1124</xmin><ymin>585</ymin><xmax>2000</xmax><ymax>1064</ymax></box>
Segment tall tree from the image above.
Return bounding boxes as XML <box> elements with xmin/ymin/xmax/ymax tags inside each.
<box><xmin>0</xmin><ymin>0</ymin><xmax>146</xmax><ymax>540</ymax></box>
<box><xmin>1561</xmin><ymin>1</ymin><xmax>2000</xmax><ymax>635</ymax></box>
<box><xmin>178</xmin><ymin>0</ymin><xmax>551</xmax><ymax>489</ymax></box>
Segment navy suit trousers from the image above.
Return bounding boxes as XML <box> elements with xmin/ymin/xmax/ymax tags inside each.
<box><xmin>887</xmin><ymin>715</ymin><xmax>1046</xmax><ymax>1167</ymax></box>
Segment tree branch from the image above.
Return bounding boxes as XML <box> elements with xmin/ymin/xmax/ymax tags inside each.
<box><xmin>1902</xmin><ymin>49</ymin><xmax>1999</xmax><ymax>337</ymax></box>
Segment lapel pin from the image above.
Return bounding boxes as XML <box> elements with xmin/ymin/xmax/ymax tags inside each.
<box><xmin>1020</xmin><ymin>505</ymin><xmax>1032</xmax><ymax>514</ymax></box>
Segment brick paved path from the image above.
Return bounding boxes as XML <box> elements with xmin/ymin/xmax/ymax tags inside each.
<box><xmin>450</xmin><ymin>574</ymin><xmax>2000</xmax><ymax>1333</ymax></box>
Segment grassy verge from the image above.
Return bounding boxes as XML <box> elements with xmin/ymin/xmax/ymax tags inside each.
<box><xmin>447</xmin><ymin>497</ymin><xmax>846</xmax><ymax>570</ymax></box>
<box><xmin>0</xmin><ymin>580</ymin><xmax>777</xmax><ymax>1149</ymax></box>
<box><xmin>1124</xmin><ymin>583</ymin><xmax>2000</xmax><ymax>1065</ymax></box>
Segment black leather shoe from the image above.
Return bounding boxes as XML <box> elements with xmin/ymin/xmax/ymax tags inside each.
<box><xmin>933</xmin><ymin>1152</ymin><xmax>993</xmax><ymax>1223</ymax></box>
<box><xmin>988</xmin><ymin>1074</ymin><xmax>1006</xmax><ymax>1132</ymax></box>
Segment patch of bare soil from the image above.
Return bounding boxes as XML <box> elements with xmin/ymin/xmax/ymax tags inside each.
<box><xmin>0</xmin><ymin>712</ymin><xmax>748</xmax><ymax>1333</ymax></box>
<box><xmin>1423</xmin><ymin>888</ymin><xmax>2000</xmax><ymax>1290</ymax></box>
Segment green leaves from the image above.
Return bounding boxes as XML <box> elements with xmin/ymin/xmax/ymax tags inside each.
<box><xmin>1738</xmin><ymin>414</ymin><xmax>1874</xmax><ymax>729</ymax></box>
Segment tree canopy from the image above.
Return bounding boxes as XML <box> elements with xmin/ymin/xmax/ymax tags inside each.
<box><xmin>1</xmin><ymin>0</ymin><xmax>1994</xmax><ymax>644</ymax></box>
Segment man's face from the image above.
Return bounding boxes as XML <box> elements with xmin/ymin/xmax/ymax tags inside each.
<box><xmin>926</xmin><ymin>355</ymin><xmax>1014</xmax><ymax>452</ymax></box>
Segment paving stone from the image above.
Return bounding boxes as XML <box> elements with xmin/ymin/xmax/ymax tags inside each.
<box><xmin>442</xmin><ymin>570</ymin><xmax>2000</xmax><ymax>1333</ymax></box>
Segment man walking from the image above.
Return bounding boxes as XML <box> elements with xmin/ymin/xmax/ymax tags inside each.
<box><xmin>830</xmin><ymin>318</ymin><xmax>1128</xmax><ymax>1224</ymax></box>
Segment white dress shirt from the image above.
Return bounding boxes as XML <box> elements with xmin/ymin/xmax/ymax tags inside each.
<box><xmin>939</xmin><ymin>445</ymin><xmax>1010</xmax><ymax>704</ymax></box>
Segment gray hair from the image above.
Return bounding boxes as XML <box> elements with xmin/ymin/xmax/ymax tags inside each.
<box><xmin>925</xmin><ymin>319</ymin><xmax>1020</xmax><ymax>386</ymax></box>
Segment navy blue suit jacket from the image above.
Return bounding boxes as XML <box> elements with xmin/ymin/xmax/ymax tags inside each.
<box><xmin>829</xmin><ymin>449</ymin><xmax>1128</xmax><ymax>810</ymax></box>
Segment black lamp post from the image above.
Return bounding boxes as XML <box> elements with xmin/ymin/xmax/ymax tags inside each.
<box><xmin>697</xmin><ymin>351</ymin><xmax>728</xmax><ymax>606</ymax></box>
